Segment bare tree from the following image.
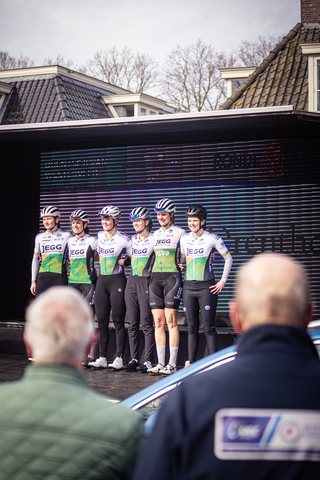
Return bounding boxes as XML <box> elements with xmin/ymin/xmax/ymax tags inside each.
<box><xmin>162</xmin><ymin>39</ymin><xmax>236</xmax><ymax>112</ymax></box>
<box><xmin>87</xmin><ymin>47</ymin><xmax>158</xmax><ymax>93</ymax></box>
<box><xmin>235</xmin><ymin>34</ymin><xmax>283</xmax><ymax>67</ymax></box>
<box><xmin>0</xmin><ymin>51</ymin><xmax>34</xmax><ymax>70</ymax></box>
<box><xmin>42</xmin><ymin>55</ymin><xmax>88</xmax><ymax>74</ymax></box>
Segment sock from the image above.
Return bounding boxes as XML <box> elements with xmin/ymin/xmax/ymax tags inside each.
<box><xmin>169</xmin><ymin>346</ymin><xmax>179</xmax><ymax>368</ymax></box>
<box><xmin>156</xmin><ymin>345</ymin><xmax>166</xmax><ymax>366</ymax></box>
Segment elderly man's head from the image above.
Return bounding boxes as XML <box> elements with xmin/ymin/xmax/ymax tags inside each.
<box><xmin>24</xmin><ymin>287</ymin><xmax>95</xmax><ymax>368</ymax></box>
<box><xmin>229</xmin><ymin>253</ymin><xmax>313</xmax><ymax>333</ymax></box>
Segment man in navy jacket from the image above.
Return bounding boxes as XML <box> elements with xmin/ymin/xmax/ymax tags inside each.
<box><xmin>132</xmin><ymin>253</ymin><xmax>320</xmax><ymax>480</ymax></box>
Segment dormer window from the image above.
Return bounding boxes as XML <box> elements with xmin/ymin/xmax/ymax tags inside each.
<box><xmin>219</xmin><ymin>67</ymin><xmax>256</xmax><ymax>98</ymax></box>
<box><xmin>102</xmin><ymin>93</ymin><xmax>175</xmax><ymax>118</ymax></box>
<box><xmin>300</xmin><ymin>42</ymin><xmax>320</xmax><ymax>111</ymax></box>
<box><xmin>113</xmin><ymin>105</ymin><xmax>134</xmax><ymax>117</ymax></box>
<box><xmin>0</xmin><ymin>81</ymin><xmax>13</xmax><ymax>112</ymax></box>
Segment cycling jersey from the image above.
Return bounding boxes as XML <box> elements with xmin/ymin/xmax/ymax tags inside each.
<box><xmin>152</xmin><ymin>225</ymin><xmax>185</xmax><ymax>273</ymax></box>
<box><xmin>96</xmin><ymin>230</ymin><xmax>131</xmax><ymax>275</ymax></box>
<box><xmin>130</xmin><ymin>233</ymin><xmax>155</xmax><ymax>277</ymax></box>
<box><xmin>180</xmin><ymin>230</ymin><xmax>231</xmax><ymax>282</ymax></box>
<box><xmin>31</xmin><ymin>229</ymin><xmax>72</xmax><ymax>281</ymax></box>
<box><xmin>67</xmin><ymin>234</ymin><xmax>98</xmax><ymax>284</ymax></box>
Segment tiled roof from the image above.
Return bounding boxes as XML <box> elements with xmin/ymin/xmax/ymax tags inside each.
<box><xmin>219</xmin><ymin>23</ymin><xmax>320</xmax><ymax>111</ymax></box>
<box><xmin>1</xmin><ymin>74</ymin><xmax>113</xmax><ymax>124</ymax></box>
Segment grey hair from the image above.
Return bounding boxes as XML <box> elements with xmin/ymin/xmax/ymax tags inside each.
<box><xmin>25</xmin><ymin>287</ymin><xmax>94</xmax><ymax>365</ymax></box>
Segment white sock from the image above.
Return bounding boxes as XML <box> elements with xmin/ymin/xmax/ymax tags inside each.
<box><xmin>156</xmin><ymin>345</ymin><xmax>166</xmax><ymax>366</ymax></box>
<box><xmin>169</xmin><ymin>346</ymin><xmax>179</xmax><ymax>368</ymax></box>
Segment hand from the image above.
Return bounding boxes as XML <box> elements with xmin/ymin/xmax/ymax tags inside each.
<box><xmin>178</xmin><ymin>263</ymin><xmax>185</xmax><ymax>271</ymax></box>
<box><xmin>30</xmin><ymin>281</ymin><xmax>36</xmax><ymax>296</ymax></box>
<box><xmin>210</xmin><ymin>280</ymin><xmax>225</xmax><ymax>295</ymax></box>
<box><xmin>118</xmin><ymin>254</ymin><xmax>127</xmax><ymax>266</ymax></box>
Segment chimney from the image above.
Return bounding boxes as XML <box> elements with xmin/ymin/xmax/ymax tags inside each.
<box><xmin>301</xmin><ymin>0</ymin><xmax>320</xmax><ymax>22</ymax></box>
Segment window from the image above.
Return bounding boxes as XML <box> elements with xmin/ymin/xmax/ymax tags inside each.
<box><xmin>300</xmin><ymin>43</ymin><xmax>320</xmax><ymax>111</ymax></box>
<box><xmin>140</xmin><ymin>108</ymin><xmax>147</xmax><ymax>116</ymax></box>
<box><xmin>113</xmin><ymin>105</ymin><xmax>134</xmax><ymax>117</ymax></box>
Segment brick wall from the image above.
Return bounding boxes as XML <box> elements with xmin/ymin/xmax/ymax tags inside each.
<box><xmin>301</xmin><ymin>0</ymin><xmax>320</xmax><ymax>22</ymax></box>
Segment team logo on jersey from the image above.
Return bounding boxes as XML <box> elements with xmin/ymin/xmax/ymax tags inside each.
<box><xmin>132</xmin><ymin>248</ymin><xmax>148</xmax><ymax>255</ymax></box>
<box><xmin>205</xmin><ymin>305</ymin><xmax>210</xmax><ymax>310</ymax></box>
<box><xmin>99</xmin><ymin>247</ymin><xmax>115</xmax><ymax>255</ymax></box>
<box><xmin>41</xmin><ymin>244</ymin><xmax>62</xmax><ymax>252</ymax></box>
<box><xmin>187</xmin><ymin>248</ymin><xmax>204</xmax><ymax>255</ymax></box>
<box><xmin>155</xmin><ymin>239</ymin><xmax>170</xmax><ymax>246</ymax></box>
<box><xmin>70</xmin><ymin>249</ymin><xmax>85</xmax><ymax>256</ymax></box>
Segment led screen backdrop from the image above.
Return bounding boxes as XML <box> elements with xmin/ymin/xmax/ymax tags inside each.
<box><xmin>40</xmin><ymin>138</ymin><xmax>320</xmax><ymax>319</ymax></box>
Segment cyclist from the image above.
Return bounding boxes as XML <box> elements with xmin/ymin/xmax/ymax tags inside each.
<box><xmin>30</xmin><ymin>206</ymin><xmax>72</xmax><ymax>297</ymax></box>
<box><xmin>89</xmin><ymin>206</ymin><xmax>131</xmax><ymax>371</ymax></box>
<box><xmin>123</xmin><ymin>207</ymin><xmax>156</xmax><ymax>373</ymax></box>
<box><xmin>148</xmin><ymin>198</ymin><xmax>185</xmax><ymax>376</ymax></box>
<box><xmin>67</xmin><ymin>209</ymin><xmax>98</xmax><ymax>366</ymax></box>
<box><xmin>179</xmin><ymin>205</ymin><xmax>233</xmax><ymax>364</ymax></box>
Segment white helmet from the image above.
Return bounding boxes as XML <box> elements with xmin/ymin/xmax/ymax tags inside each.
<box><xmin>130</xmin><ymin>207</ymin><xmax>151</xmax><ymax>221</ymax></box>
<box><xmin>99</xmin><ymin>205</ymin><xmax>121</xmax><ymax>219</ymax></box>
<box><xmin>41</xmin><ymin>206</ymin><xmax>60</xmax><ymax>218</ymax></box>
<box><xmin>154</xmin><ymin>198</ymin><xmax>176</xmax><ymax>213</ymax></box>
<box><xmin>70</xmin><ymin>209</ymin><xmax>89</xmax><ymax>224</ymax></box>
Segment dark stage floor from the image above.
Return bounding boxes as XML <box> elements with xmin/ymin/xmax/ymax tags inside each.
<box><xmin>0</xmin><ymin>354</ymin><xmax>162</xmax><ymax>401</ymax></box>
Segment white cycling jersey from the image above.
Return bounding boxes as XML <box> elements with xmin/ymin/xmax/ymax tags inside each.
<box><xmin>152</xmin><ymin>224</ymin><xmax>185</xmax><ymax>273</ymax></box>
<box><xmin>96</xmin><ymin>230</ymin><xmax>131</xmax><ymax>275</ymax></box>
<box><xmin>67</xmin><ymin>234</ymin><xmax>98</xmax><ymax>284</ymax></box>
<box><xmin>130</xmin><ymin>233</ymin><xmax>155</xmax><ymax>277</ymax></box>
<box><xmin>180</xmin><ymin>230</ymin><xmax>232</xmax><ymax>282</ymax></box>
<box><xmin>31</xmin><ymin>229</ymin><xmax>72</xmax><ymax>281</ymax></box>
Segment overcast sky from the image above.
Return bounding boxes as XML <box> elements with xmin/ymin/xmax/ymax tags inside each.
<box><xmin>1</xmin><ymin>0</ymin><xmax>301</xmax><ymax>68</ymax></box>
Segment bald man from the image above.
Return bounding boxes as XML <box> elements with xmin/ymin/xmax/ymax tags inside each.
<box><xmin>0</xmin><ymin>287</ymin><xmax>145</xmax><ymax>480</ymax></box>
<box><xmin>132</xmin><ymin>253</ymin><xmax>320</xmax><ymax>480</ymax></box>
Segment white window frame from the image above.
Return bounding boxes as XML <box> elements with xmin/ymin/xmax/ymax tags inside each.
<box><xmin>300</xmin><ymin>43</ymin><xmax>320</xmax><ymax>111</ymax></box>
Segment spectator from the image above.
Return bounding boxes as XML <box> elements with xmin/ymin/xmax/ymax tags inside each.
<box><xmin>0</xmin><ymin>287</ymin><xmax>145</xmax><ymax>480</ymax></box>
<box><xmin>132</xmin><ymin>253</ymin><xmax>320</xmax><ymax>480</ymax></box>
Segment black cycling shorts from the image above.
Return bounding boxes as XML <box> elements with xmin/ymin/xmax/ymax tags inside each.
<box><xmin>149</xmin><ymin>272</ymin><xmax>183</xmax><ymax>310</ymax></box>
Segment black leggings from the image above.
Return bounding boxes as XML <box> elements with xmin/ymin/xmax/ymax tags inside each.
<box><xmin>183</xmin><ymin>280</ymin><xmax>218</xmax><ymax>363</ymax></box>
<box><xmin>94</xmin><ymin>274</ymin><xmax>126</xmax><ymax>358</ymax></box>
<box><xmin>36</xmin><ymin>272</ymin><xmax>67</xmax><ymax>297</ymax></box>
<box><xmin>68</xmin><ymin>283</ymin><xmax>95</xmax><ymax>305</ymax></box>
<box><xmin>125</xmin><ymin>275</ymin><xmax>155</xmax><ymax>363</ymax></box>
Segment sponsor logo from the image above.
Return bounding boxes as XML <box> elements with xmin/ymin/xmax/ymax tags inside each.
<box><xmin>167</xmin><ymin>301</ymin><xmax>174</xmax><ymax>305</ymax></box>
<box><xmin>132</xmin><ymin>248</ymin><xmax>148</xmax><ymax>255</ymax></box>
<box><xmin>205</xmin><ymin>305</ymin><xmax>210</xmax><ymax>310</ymax></box>
<box><xmin>118</xmin><ymin>288</ymin><xmax>122</xmax><ymax>292</ymax></box>
<box><xmin>157</xmin><ymin>251</ymin><xmax>169</xmax><ymax>256</ymax></box>
<box><xmin>176</xmin><ymin>287</ymin><xmax>183</xmax><ymax>299</ymax></box>
<box><xmin>226</xmin><ymin>420</ymin><xmax>263</xmax><ymax>441</ymax></box>
<box><xmin>183</xmin><ymin>306</ymin><xmax>186</xmax><ymax>311</ymax></box>
<box><xmin>187</xmin><ymin>248</ymin><xmax>204</xmax><ymax>255</ymax></box>
<box><xmin>99</xmin><ymin>247</ymin><xmax>115</xmax><ymax>255</ymax></box>
<box><xmin>155</xmin><ymin>239</ymin><xmax>170</xmax><ymax>246</ymax></box>
<box><xmin>150</xmin><ymin>302</ymin><xmax>156</xmax><ymax>306</ymax></box>
<box><xmin>70</xmin><ymin>249</ymin><xmax>85</xmax><ymax>256</ymax></box>
<box><xmin>41</xmin><ymin>244</ymin><xmax>62</xmax><ymax>252</ymax></box>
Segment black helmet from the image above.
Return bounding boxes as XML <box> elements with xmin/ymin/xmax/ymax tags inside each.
<box><xmin>185</xmin><ymin>205</ymin><xmax>207</xmax><ymax>220</ymax></box>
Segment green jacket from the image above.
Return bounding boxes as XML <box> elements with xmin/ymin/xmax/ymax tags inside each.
<box><xmin>0</xmin><ymin>364</ymin><xmax>145</xmax><ymax>480</ymax></box>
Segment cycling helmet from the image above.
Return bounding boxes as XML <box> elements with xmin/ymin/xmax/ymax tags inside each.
<box><xmin>99</xmin><ymin>205</ymin><xmax>121</xmax><ymax>219</ymax></box>
<box><xmin>154</xmin><ymin>198</ymin><xmax>176</xmax><ymax>213</ymax></box>
<box><xmin>130</xmin><ymin>207</ymin><xmax>151</xmax><ymax>221</ymax></box>
<box><xmin>70</xmin><ymin>209</ymin><xmax>89</xmax><ymax>224</ymax></box>
<box><xmin>40</xmin><ymin>206</ymin><xmax>60</xmax><ymax>218</ymax></box>
<box><xmin>185</xmin><ymin>205</ymin><xmax>207</xmax><ymax>220</ymax></box>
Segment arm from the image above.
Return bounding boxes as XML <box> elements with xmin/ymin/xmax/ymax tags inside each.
<box><xmin>210</xmin><ymin>252</ymin><xmax>233</xmax><ymax>295</ymax></box>
<box><xmin>30</xmin><ymin>237</ymin><xmax>40</xmax><ymax>295</ymax></box>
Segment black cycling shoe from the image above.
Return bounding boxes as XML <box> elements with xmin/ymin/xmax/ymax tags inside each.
<box><xmin>125</xmin><ymin>359</ymin><xmax>138</xmax><ymax>372</ymax></box>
